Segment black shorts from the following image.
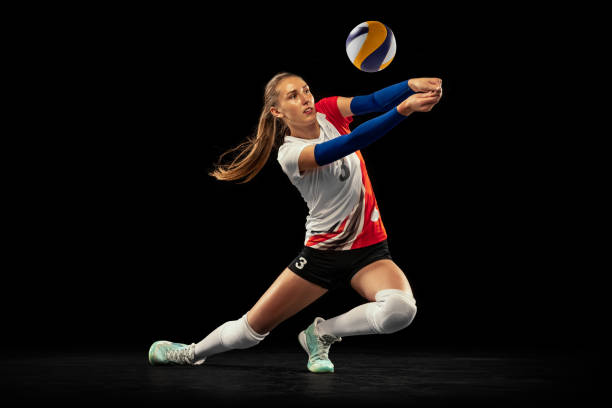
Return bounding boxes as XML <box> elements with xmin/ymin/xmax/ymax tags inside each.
<box><xmin>287</xmin><ymin>239</ymin><xmax>393</xmax><ymax>290</ymax></box>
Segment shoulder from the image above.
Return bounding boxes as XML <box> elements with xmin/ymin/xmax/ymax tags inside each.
<box><xmin>277</xmin><ymin>138</ymin><xmax>314</xmax><ymax>182</ymax></box>
<box><xmin>315</xmin><ymin>96</ymin><xmax>339</xmax><ymax>111</ymax></box>
<box><xmin>315</xmin><ymin>96</ymin><xmax>342</xmax><ymax>119</ymax></box>
<box><xmin>316</xmin><ymin>96</ymin><xmax>353</xmax><ymax>135</ymax></box>
<box><xmin>279</xmin><ymin>136</ymin><xmax>310</xmax><ymax>150</ymax></box>
<box><xmin>278</xmin><ymin>137</ymin><xmax>309</xmax><ymax>160</ymax></box>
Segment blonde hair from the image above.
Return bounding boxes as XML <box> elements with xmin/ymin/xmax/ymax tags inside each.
<box><xmin>209</xmin><ymin>72</ymin><xmax>301</xmax><ymax>183</ymax></box>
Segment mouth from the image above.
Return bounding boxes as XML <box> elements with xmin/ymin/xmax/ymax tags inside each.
<box><xmin>303</xmin><ymin>107</ymin><xmax>314</xmax><ymax>115</ymax></box>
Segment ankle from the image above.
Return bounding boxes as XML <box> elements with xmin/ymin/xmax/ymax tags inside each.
<box><xmin>315</xmin><ymin>319</ymin><xmax>337</xmax><ymax>339</ymax></box>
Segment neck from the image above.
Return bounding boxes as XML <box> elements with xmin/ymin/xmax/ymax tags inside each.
<box><xmin>289</xmin><ymin>120</ymin><xmax>320</xmax><ymax>140</ymax></box>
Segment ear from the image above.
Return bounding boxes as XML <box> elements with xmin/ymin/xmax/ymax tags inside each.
<box><xmin>270</xmin><ymin>106</ymin><xmax>284</xmax><ymax>119</ymax></box>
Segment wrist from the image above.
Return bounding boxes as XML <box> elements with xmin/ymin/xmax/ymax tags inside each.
<box><xmin>396</xmin><ymin>105</ymin><xmax>413</xmax><ymax>117</ymax></box>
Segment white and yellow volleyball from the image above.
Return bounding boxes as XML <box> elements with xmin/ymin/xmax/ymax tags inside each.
<box><xmin>345</xmin><ymin>21</ymin><xmax>396</xmax><ymax>72</ymax></box>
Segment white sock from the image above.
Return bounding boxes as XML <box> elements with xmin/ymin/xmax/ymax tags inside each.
<box><xmin>194</xmin><ymin>313</ymin><xmax>268</xmax><ymax>361</ymax></box>
<box><xmin>316</xmin><ymin>289</ymin><xmax>417</xmax><ymax>337</ymax></box>
<box><xmin>316</xmin><ymin>302</ymin><xmax>378</xmax><ymax>337</ymax></box>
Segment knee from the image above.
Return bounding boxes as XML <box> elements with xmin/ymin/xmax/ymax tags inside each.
<box><xmin>373</xmin><ymin>289</ymin><xmax>417</xmax><ymax>334</ymax></box>
<box><xmin>219</xmin><ymin>314</ymin><xmax>269</xmax><ymax>349</ymax></box>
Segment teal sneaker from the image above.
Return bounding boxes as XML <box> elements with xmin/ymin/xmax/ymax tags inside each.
<box><xmin>298</xmin><ymin>317</ymin><xmax>342</xmax><ymax>373</ymax></box>
<box><xmin>148</xmin><ymin>341</ymin><xmax>205</xmax><ymax>366</ymax></box>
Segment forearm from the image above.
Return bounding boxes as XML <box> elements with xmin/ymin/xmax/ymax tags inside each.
<box><xmin>314</xmin><ymin>107</ymin><xmax>408</xmax><ymax>166</ymax></box>
<box><xmin>350</xmin><ymin>80</ymin><xmax>415</xmax><ymax>115</ymax></box>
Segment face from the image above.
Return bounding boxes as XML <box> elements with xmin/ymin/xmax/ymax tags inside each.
<box><xmin>271</xmin><ymin>77</ymin><xmax>316</xmax><ymax>127</ymax></box>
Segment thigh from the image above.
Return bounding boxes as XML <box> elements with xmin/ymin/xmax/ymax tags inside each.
<box><xmin>350</xmin><ymin>259</ymin><xmax>413</xmax><ymax>302</ymax></box>
<box><xmin>247</xmin><ymin>268</ymin><xmax>328</xmax><ymax>334</ymax></box>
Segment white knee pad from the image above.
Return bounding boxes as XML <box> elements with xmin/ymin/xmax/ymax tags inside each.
<box><xmin>219</xmin><ymin>313</ymin><xmax>268</xmax><ymax>349</ymax></box>
<box><xmin>367</xmin><ymin>289</ymin><xmax>417</xmax><ymax>334</ymax></box>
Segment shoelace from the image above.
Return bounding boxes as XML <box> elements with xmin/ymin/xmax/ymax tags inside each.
<box><xmin>312</xmin><ymin>334</ymin><xmax>341</xmax><ymax>361</ymax></box>
<box><xmin>166</xmin><ymin>344</ymin><xmax>195</xmax><ymax>365</ymax></box>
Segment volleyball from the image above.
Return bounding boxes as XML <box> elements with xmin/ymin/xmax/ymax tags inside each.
<box><xmin>345</xmin><ymin>21</ymin><xmax>396</xmax><ymax>72</ymax></box>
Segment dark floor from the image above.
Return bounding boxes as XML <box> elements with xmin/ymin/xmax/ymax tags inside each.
<box><xmin>1</xmin><ymin>345</ymin><xmax>600</xmax><ymax>407</ymax></box>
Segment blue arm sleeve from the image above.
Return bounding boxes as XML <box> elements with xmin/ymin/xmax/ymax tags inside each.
<box><xmin>314</xmin><ymin>107</ymin><xmax>407</xmax><ymax>166</ymax></box>
<box><xmin>350</xmin><ymin>80</ymin><xmax>415</xmax><ymax>116</ymax></box>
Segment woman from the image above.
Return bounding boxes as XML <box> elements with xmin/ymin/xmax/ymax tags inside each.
<box><xmin>149</xmin><ymin>72</ymin><xmax>442</xmax><ymax>373</ymax></box>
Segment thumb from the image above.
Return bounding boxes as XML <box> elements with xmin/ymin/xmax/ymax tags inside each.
<box><xmin>417</xmin><ymin>90</ymin><xmax>436</xmax><ymax>97</ymax></box>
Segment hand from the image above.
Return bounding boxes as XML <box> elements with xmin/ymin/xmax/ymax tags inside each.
<box><xmin>408</xmin><ymin>78</ymin><xmax>442</xmax><ymax>93</ymax></box>
<box><xmin>397</xmin><ymin>90</ymin><xmax>442</xmax><ymax>116</ymax></box>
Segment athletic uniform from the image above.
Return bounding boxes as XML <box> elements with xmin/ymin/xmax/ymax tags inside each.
<box><xmin>277</xmin><ymin>96</ymin><xmax>392</xmax><ymax>289</ymax></box>
<box><xmin>148</xmin><ymin>81</ymin><xmax>421</xmax><ymax>370</ymax></box>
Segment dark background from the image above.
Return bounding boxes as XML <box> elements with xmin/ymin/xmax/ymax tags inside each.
<box><xmin>6</xmin><ymin>6</ymin><xmax>603</xmax><ymax>355</ymax></box>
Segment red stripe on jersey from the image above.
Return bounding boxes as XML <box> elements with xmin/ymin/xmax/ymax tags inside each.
<box><xmin>350</xmin><ymin>150</ymin><xmax>387</xmax><ymax>249</ymax></box>
<box><xmin>311</xmin><ymin>96</ymin><xmax>387</xmax><ymax>250</ymax></box>
<box><xmin>315</xmin><ymin>96</ymin><xmax>353</xmax><ymax>135</ymax></box>
<box><xmin>306</xmin><ymin>215</ymin><xmax>350</xmax><ymax>247</ymax></box>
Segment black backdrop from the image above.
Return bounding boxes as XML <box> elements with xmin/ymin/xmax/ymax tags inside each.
<box><xmin>7</xmin><ymin>7</ymin><xmax>602</xmax><ymax>354</ymax></box>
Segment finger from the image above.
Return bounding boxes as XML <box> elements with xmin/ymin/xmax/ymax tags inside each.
<box><xmin>416</xmin><ymin>90</ymin><xmax>436</xmax><ymax>97</ymax></box>
<box><xmin>420</xmin><ymin>102</ymin><xmax>438</xmax><ymax>112</ymax></box>
<box><xmin>419</xmin><ymin>95</ymin><xmax>440</xmax><ymax>104</ymax></box>
<box><xmin>421</xmin><ymin>98</ymin><xmax>440</xmax><ymax>106</ymax></box>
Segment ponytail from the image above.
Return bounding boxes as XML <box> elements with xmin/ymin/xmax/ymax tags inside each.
<box><xmin>209</xmin><ymin>72</ymin><xmax>298</xmax><ymax>183</ymax></box>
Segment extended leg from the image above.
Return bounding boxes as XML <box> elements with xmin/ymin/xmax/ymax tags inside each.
<box><xmin>149</xmin><ymin>268</ymin><xmax>327</xmax><ymax>366</ymax></box>
<box><xmin>193</xmin><ymin>268</ymin><xmax>327</xmax><ymax>362</ymax></box>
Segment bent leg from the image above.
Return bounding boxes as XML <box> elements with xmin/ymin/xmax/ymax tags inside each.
<box><xmin>316</xmin><ymin>259</ymin><xmax>417</xmax><ymax>337</ymax></box>
<box><xmin>194</xmin><ymin>268</ymin><xmax>327</xmax><ymax>361</ymax></box>
<box><xmin>350</xmin><ymin>259</ymin><xmax>413</xmax><ymax>301</ymax></box>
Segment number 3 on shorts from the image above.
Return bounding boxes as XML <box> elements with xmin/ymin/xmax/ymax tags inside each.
<box><xmin>295</xmin><ymin>256</ymin><xmax>308</xmax><ymax>270</ymax></box>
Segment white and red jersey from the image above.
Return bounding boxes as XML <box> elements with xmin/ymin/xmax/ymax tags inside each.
<box><xmin>277</xmin><ymin>96</ymin><xmax>387</xmax><ymax>250</ymax></box>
